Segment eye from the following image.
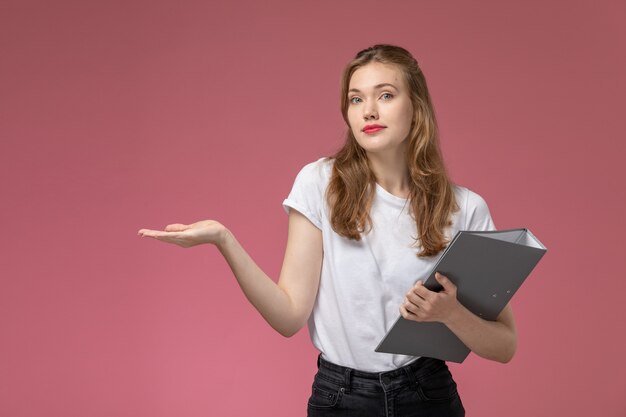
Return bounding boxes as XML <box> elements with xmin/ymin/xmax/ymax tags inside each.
<box><xmin>349</xmin><ymin>96</ymin><xmax>361</xmax><ymax>104</ymax></box>
<box><xmin>381</xmin><ymin>93</ymin><xmax>394</xmax><ymax>100</ymax></box>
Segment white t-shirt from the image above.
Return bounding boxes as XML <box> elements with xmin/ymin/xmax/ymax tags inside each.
<box><xmin>282</xmin><ymin>157</ymin><xmax>496</xmax><ymax>372</ymax></box>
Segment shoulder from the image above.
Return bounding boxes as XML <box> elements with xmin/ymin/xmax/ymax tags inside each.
<box><xmin>303</xmin><ymin>156</ymin><xmax>334</xmax><ymax>174</ymax></box>
<box><xmin>461</xmin><ymin>185</ymin><xmax>490</xmax><ymax>211</ymax></box>
<box><xmin>452</xmin><ymin>184</ymin><xmax>495</xmax><ymax>230</ymax></box>
<box><xmin>292</xmin><ymin>157</ymin><xmax>333</xmax><ymax>185</ymax></box>
<box><xmin>451</xmin><ymin>184</ymin><xmax>488</xmax><ymax>208</ymax></box>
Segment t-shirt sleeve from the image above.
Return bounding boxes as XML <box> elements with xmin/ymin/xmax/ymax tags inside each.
<box><xmin>282</xmin><ymin>161</ymin><xmax>324</xmax><ymax>230</ymax></box>
<box><xmin>464</xmin><ymin>189</ymin><xmax>497</xmax><ymax>231</ymax></box>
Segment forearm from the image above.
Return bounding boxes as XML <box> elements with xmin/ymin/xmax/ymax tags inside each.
<box><xmin>445</xmin><ymin>304</ymin><xmax>516</xmax><ymax>363</ymax></box>
<box><xmin>216</xmin><ymin>228</ymin><xmax>298</xmax><ymax>337</ymax></box>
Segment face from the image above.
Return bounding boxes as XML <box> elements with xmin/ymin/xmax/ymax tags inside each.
<box><xmin>346</xmin><ymin>62</ymin><xmax>414</xmax><ymax>157</ymax></box>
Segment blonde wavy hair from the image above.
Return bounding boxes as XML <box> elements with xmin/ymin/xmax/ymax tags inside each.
<box><xmin>325</xmin><ymin>44</ymin><xmax>459</xmax><ymax>257</ymax></box>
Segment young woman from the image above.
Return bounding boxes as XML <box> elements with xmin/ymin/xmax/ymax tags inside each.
<box><xmin>138</xmin><ymin>44</ymin><xmax>517</xmax><ymax>416</ymax></box>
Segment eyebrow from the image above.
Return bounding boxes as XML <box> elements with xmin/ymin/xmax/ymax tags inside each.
<box><xmin>348</xmin><ymin>83</ymin><xmax>399</xmax><ymax>93</ymax></box>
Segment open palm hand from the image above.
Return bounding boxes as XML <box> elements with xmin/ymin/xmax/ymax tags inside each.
<box><xmin>138</xmin><ymin>220</ymin><xmax>226</xmax><ymax>248</ymax></box>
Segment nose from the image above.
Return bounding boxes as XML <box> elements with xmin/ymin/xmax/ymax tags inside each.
<box><xmin>363</xmin><ymin>102</ymin><xmax>378</xmax><ymax>120</ymax></box>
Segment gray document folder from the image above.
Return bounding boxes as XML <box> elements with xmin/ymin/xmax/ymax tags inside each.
<box><xmin>375</xmin><ymin>228</ymin><xmax>547</xmax><ymax>363</ymax></box>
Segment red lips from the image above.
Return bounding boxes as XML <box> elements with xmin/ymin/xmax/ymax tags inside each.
<box><xmin>363</xmin><ymin>124</ymin><xmax>386</xmax><ymax>132</ymax></box>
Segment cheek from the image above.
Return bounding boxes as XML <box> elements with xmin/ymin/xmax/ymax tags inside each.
<box><xmin>406</xmin><ymin>103</ymin><xmax>415</xmax><ymax>121</ymax></box>
<box><xmin>347</xmin><ymin>107</ymin><xmax>356</xmax><ymax>121</ymax></box>
<box><xmin>402</xmin><ymin>104</ymin><xmax>415</xmax><ymax>131</ymax></box>
<box><xmin>346</xmin><ymin>109</ymin><xmax>359</xmax><ymax>130</ymax></box>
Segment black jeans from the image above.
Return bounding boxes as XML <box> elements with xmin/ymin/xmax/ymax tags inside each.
<box><xmin>307</xmin><ymin>353</ymin><xmax>465</xmax><ymax>417</ymax></box>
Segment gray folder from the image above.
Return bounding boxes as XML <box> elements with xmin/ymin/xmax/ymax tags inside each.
<box><xmin>375</xmin><ymin>228</ymin><xmax>547</xmax><ymax>363</ymax></box>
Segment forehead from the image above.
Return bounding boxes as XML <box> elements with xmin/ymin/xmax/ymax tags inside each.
<box><xmin>349</xmin><ymin>62</ymin><xmax>404</xmax><ymax>90</ymax></box>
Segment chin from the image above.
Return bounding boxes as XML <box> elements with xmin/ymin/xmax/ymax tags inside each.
<box><xmin>358</xmin><ymin>144</ymin><xmax>388</xmax><ymax>155</ymax></box>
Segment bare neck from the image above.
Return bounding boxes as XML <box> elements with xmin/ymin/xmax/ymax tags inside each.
<box><xmin>366</xmin><ymin>149</ymin><xmax>410</xmax><ymax>198</ymax></box>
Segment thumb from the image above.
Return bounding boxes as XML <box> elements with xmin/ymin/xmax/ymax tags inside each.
<box><xmin>435</xmin><ymin>272</ymin><xmax>455</xmax><ymax>291</ymax></box>
<box><xmin>164</xmin><ymin>223</ymin><xmax>189</xmax><ymax>232</ymax></box>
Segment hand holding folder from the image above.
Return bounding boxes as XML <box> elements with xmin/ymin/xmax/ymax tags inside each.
<box><xmin>375</xmin><ymin>228</ymin><xmax>547</xmax><ymax>363</ymax></box>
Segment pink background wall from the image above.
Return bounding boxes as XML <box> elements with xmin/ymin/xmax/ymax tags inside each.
<box><xmin>1</xmin><ymin>1</ymin><xmax>624</xmax><ymax>416</ymax></box>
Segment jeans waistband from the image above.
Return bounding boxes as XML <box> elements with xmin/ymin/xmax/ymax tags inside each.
<box><xmin>315</xmin><ymin>353</ymin><xmax>447</xmax><ymax>393</ymax></box>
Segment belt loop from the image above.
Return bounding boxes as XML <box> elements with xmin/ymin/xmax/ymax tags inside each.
<box><xmin>343</xmin><ymin>368</ymin><xmax>352</xmax><ymax>393</ymax></box>
<box><xmin>403</xmin><ymin>362</ymin><xmax>417</xmax><ymax>387</ymax></box>
<box><xmin>317</xmin><ymin>353</ymin><xmax>322</xmax><ymax>369</ymax></box>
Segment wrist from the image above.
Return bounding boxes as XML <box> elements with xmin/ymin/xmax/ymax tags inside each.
<box><xmin>444</xmin><ymin>300</ymin><xmax>467</xmax><ymax>327</ymax></box>
<box><xmin>216</xmin><ymin>227</ymin><xmax>233</xmax><ymax>251</ymax></box>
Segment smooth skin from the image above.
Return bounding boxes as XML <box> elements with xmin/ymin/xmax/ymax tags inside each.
<box><xmin>138</xmin><ymin>61</ymin><xmax>517</xmax><ymax>363</ymax></box>
<box><xmin>347</xmin><ymin>61</ymin><xmax>414</xmax><ymax>197</ymax></box>
<box><xmin>138</xmin><ymin>211</ymin><xmax>323</xmax><ymax>338</ymax></box>
<box><xmin>400</xmin><ymin>273</ymin><xmax>517</xmax><ymax>363</ymax></box>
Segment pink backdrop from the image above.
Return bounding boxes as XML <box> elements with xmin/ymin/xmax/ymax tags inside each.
<box><xmin>1</xmin><ymin>1</ymin><xmax>624</xmax><ymax>416</ymax></box>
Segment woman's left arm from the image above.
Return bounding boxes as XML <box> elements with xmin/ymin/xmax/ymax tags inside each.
<box><xmin>400</xmin><ymin>272</ymin><xmax>517</xmax><ymax>363</ymax></box>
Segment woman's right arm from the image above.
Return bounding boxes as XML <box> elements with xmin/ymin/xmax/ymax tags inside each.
<box><xmin>139</xmin><ymin>209</ymin><xmax>323</xmax><ymax>337</ymax></box>
<box><xmin>217</xmin><ymin>209</ymin><xmax>322</xmax><ymax>336</ymax></box>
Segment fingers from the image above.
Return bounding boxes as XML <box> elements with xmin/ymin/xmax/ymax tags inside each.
<box><xmin>137</xmin><ymin>223</ymin><xmax>188</xmax><ymax>237</ymax></box>
<box><xmin>403</xmin><ymin>281</ymin><xmax>429</xmax><ymax>314</ymax></box>
<box><xmin>400</xmin><ymin>303</ymin><xmax>419</xmax><ymax>321</ymax></box>
<box><xmin>405</xmin><ymin>290</ymin><xmax>424</xmax><ymax>307</ymax></box>
<box><xmin>434</xmin><ymin>272</ymin><xmax>456</xmax><ymax>294</ymax></box>
<box><xmin>137</xmin><ymin>229</ymin><xmax>182</xmax><ymax>242</ymax></box>
<box><xmin>138</xmin><ymin>229</ymin><xmax>166</xmax><ymax>239</ymax></box>
<box><xmin>404</xmin><ymin>281</ymin><xmax>436</xmax><ymax>317</ymax></box>
<box><xmin>403</xmin><ymin>295</ymin><xmax>420</xmax><ymax>312</ymax></box>
<box><xmin>137</xmin><ymin>226</ymin><xmax>198</xmax><ymax>249</ymax></box>
<box><xmin>400</xmin><ymin>302</ymin><xmax>427</xmax><ymax>322</ymax></box>
<box><xmin>137</xmin><ymin>228</ymin><xmax>165</xmax><ymax>237</ymax></box>
<box><xmin>410</xmin><ymin>281</ymin><xmax>432</xmax><ymax>301</ymax></box>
